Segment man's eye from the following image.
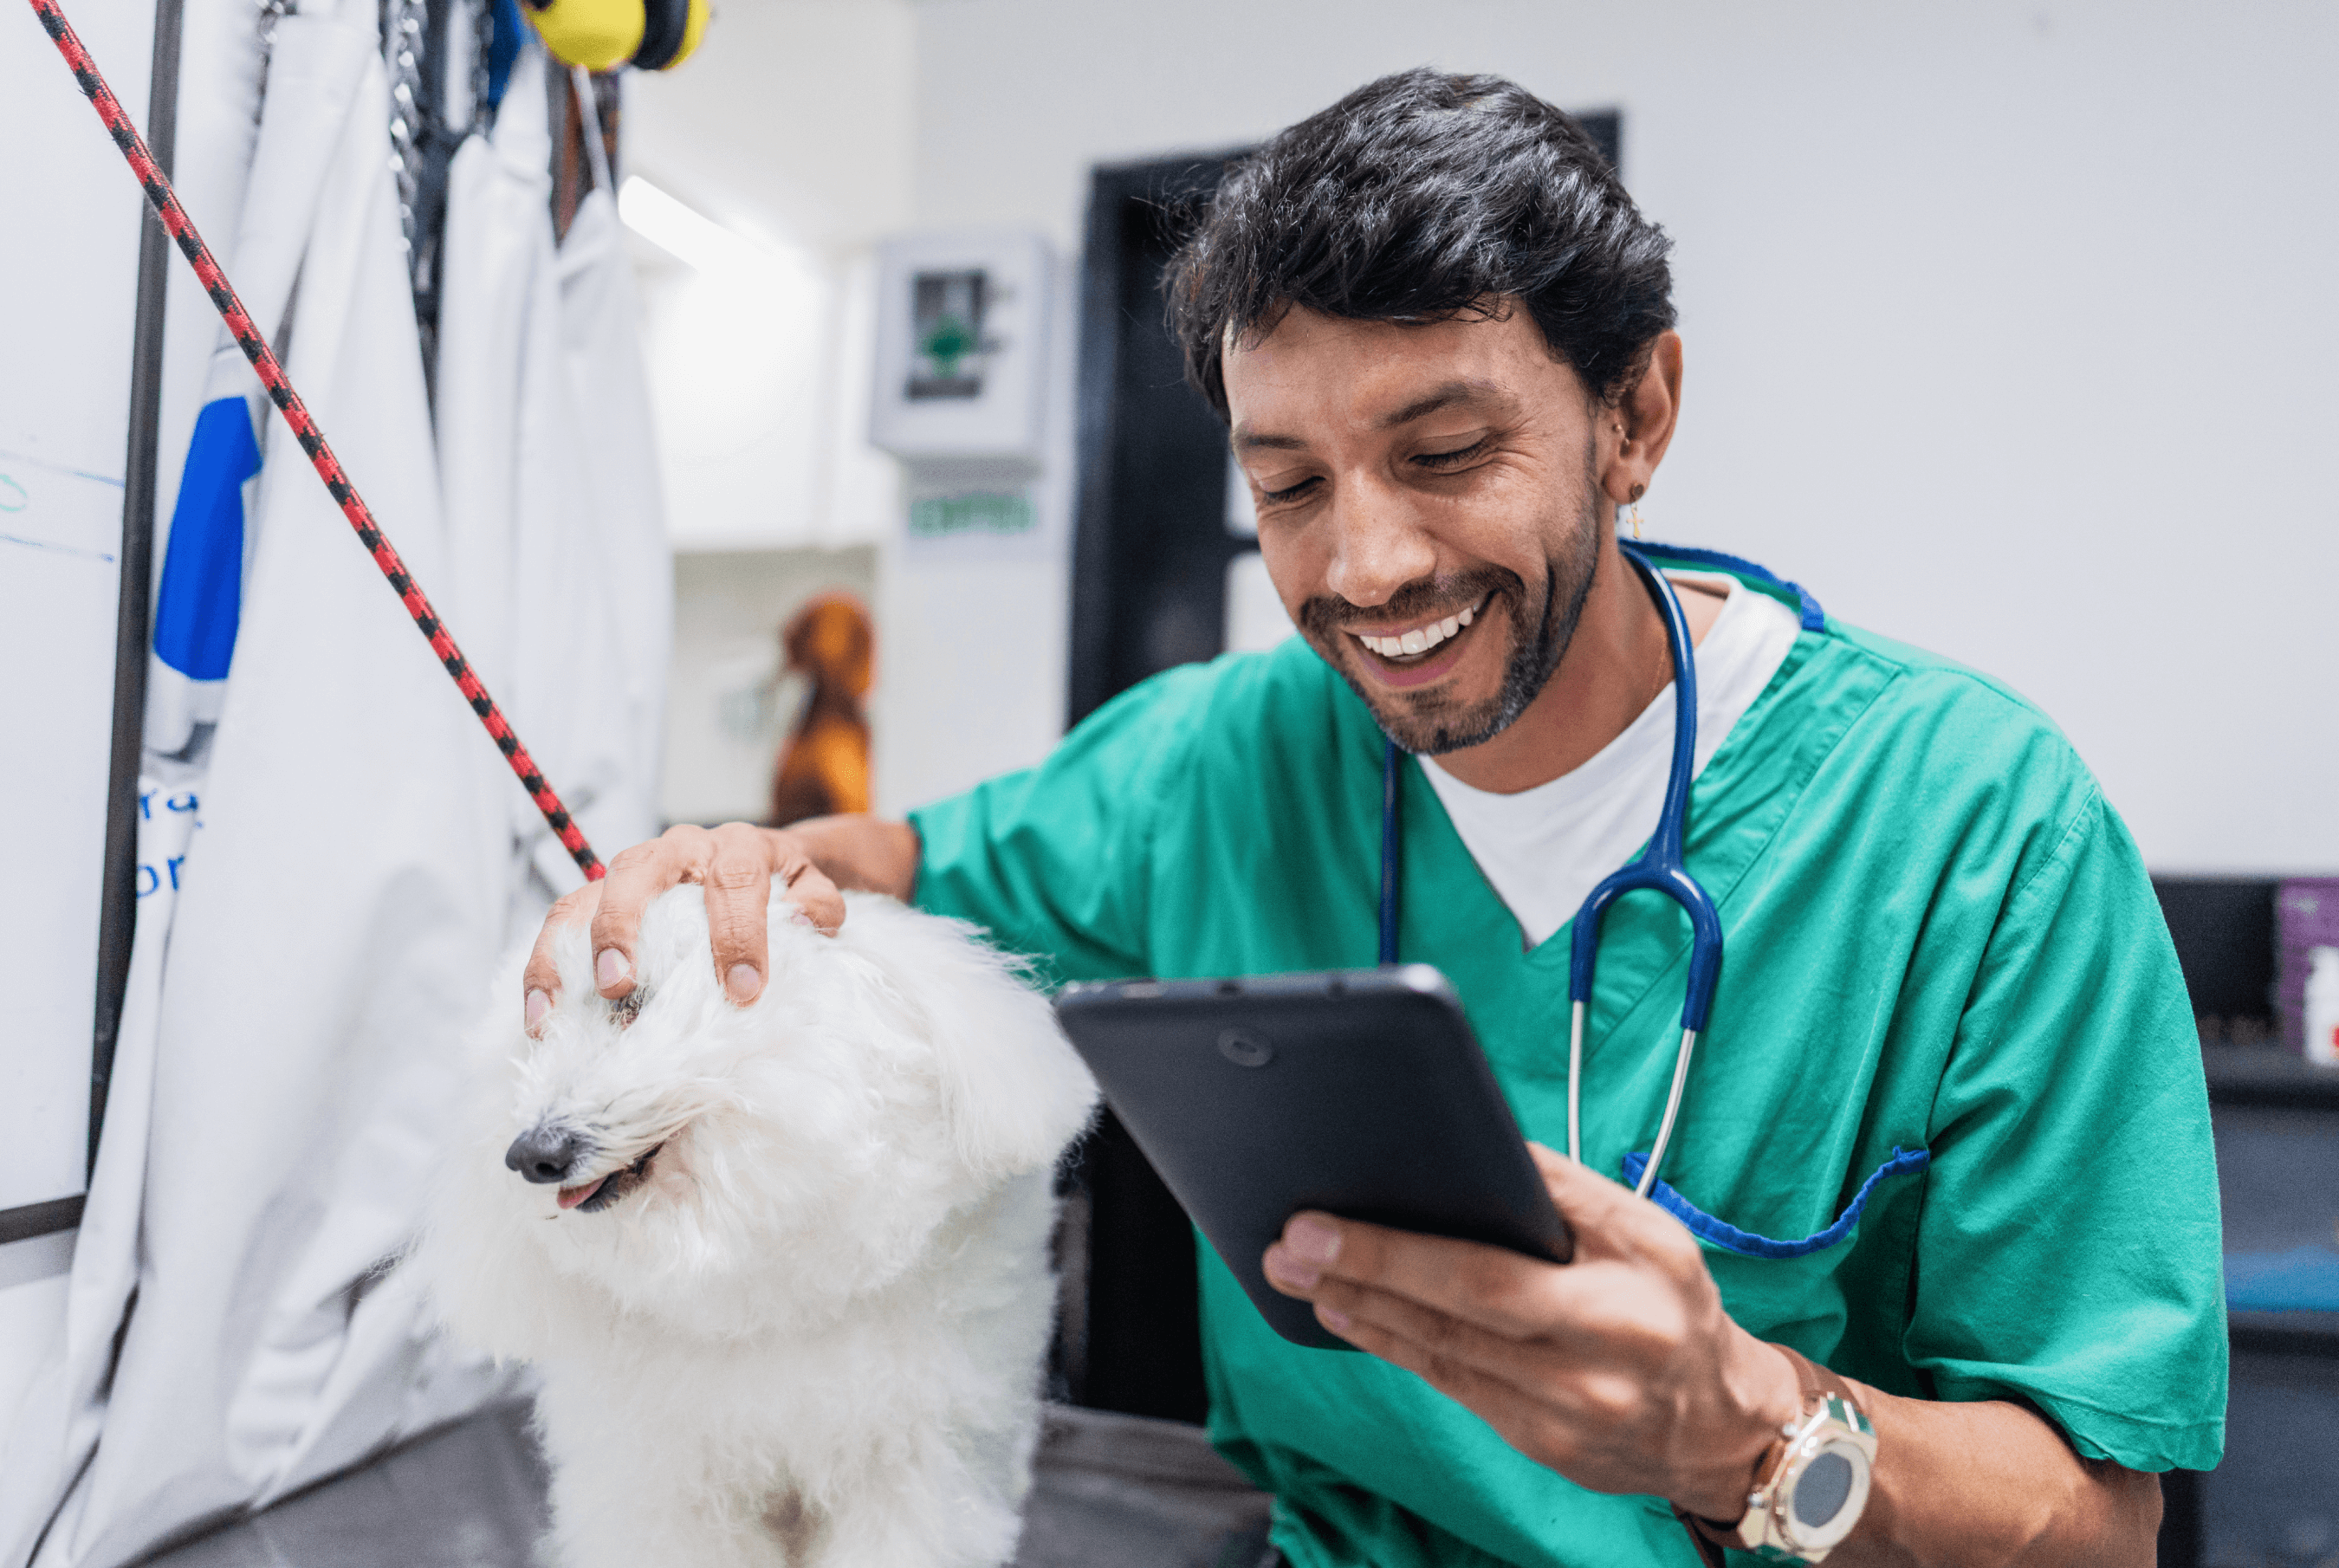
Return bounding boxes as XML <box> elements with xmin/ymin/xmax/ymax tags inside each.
<box><xmin>1260</xmin><ymin>476</ymin><xmax>1321</xmax><ymax>504</ymax></box>
<box><xmin>1415</xmin><ymin>437</ymin><xmax>1491</xmax><ymax>470</ymax></box>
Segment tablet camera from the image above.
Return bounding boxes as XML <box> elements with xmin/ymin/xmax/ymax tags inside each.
<box><xmin>1217</xmin><ymin>1030</ymin><xmax>1273</xmax><ymax>1068</ymax></box>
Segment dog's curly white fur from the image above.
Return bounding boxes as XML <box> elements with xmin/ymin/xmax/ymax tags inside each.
<box><xmin>414</xmin><ymin>889</ymin><xmax>1097</xmax><ymax>1568</ymax></box>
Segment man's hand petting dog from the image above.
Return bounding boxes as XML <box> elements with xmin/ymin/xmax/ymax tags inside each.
<box><xmin>1261</xmin><ymin>1141</ymin><xmax>1803</xmax><ymax>1523</ymax></box>
<box><xmin>525</xmin><ymin>816</ymin><xmax>923</xmax><ymax>1033</ymax></box>
<box><xmin>525</xmin><ymin>822</ymin><xmax>852</xmax><ymax>1034</ymax></box>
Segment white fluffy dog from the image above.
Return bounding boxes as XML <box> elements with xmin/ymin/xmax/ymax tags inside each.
<box><xmin>415</xmin><ymin>888</ymin><xmax>1097</xmax><ymax>1568</ymax></box>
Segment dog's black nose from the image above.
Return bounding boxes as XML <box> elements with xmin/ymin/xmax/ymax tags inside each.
<box><xmin>505</xmin><ymin>1124</ymin><xmax>592</xmax><ymax>1185</ymax></box>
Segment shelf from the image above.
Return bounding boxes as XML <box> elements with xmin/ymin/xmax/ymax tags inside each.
<box><xmin>2203</xmin><ymin>1052</ymin><xmax>2339</xmax><ymax>1111</ymax></box>
<box><xmin>2230</xmin><ymin>1311</ymin><xmax>2339</xmax><ymax>1357</ymax></box>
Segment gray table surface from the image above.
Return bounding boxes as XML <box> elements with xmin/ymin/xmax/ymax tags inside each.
<box><xmin>139</xmin><ymin>1400</ymin><xmax>1275</xmax><ymax>1568</ymax></box>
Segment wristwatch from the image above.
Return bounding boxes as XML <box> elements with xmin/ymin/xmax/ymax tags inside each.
<box><xmin>1675</xmin><ymin>1345</ymin><xmax>1877</xmax><ymax>1565</ymax></box>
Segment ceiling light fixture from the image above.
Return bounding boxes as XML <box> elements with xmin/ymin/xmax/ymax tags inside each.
<box><xmin>617</xmin><ymin>176</ymin><xmax>796</xmax><ymax>280</ymax></box>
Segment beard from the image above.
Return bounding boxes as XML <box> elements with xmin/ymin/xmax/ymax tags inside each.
<box><xmin>1294</xmin><ymin>478</ymin><xmax>1604</xmax><ymax>756</ymax></box>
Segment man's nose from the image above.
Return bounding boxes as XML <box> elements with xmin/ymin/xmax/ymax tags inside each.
<box><xmin>504</xmin><ymin>1123</ymin><xmax>593</xmax><ymax>1184</ymax></box>
<box><xmin>1323</xmin><ymin>476</ymin><xmax>1437</xmax><ymax>608</ymax></box>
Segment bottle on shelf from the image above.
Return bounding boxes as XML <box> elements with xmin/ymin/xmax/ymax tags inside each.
<box><xmin>2307</xmin><ymin>946</ymin><xmax>2339</xmax><ymax>1067</ymax></box>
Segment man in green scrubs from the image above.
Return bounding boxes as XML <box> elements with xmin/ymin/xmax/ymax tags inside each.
<box><xmin>528</xmin><ymin>68</ymin><xmax>2223</xmax><ymax>1566</ymax></box>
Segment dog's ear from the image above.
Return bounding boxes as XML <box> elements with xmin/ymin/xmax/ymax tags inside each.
<box><xmin>852</xmin><ymin>903</ymin><xmax>1098</xmax><ymax>1178</ymax></box>
<box><xmin>936</xmin><ymin>1001</ymin><xmax>1098</xmax><ymax>1179</ymax></box>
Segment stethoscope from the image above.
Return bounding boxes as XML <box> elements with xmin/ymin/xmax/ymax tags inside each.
<box><xmin>1378</xmin><ymin>542</ymin><xmax>1722</xmax><ymax>1201</ymax></box>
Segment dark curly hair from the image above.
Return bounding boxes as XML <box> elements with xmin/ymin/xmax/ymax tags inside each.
<box><xmin>1164</xmin><ymin>68</ymin><xmax>1675</xmax><ymax>420</ymax></box>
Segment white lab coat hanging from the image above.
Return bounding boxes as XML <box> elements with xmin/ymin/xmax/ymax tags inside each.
<box><xmin>436</xmin><ymin>42</ymin><xmax>657</xmax><ymax>938</ymax></box>
<box><xmin>555</xmin><ymin>143</ymin><xmax>673</xmax><ymax>854</ymax></box>
<box><xmin>27</xmin><ymin>10</ymin><xmax>513</xmax><ymax>1562</ymax></box>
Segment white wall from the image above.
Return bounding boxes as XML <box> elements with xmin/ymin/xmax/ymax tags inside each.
<box><xmin>625</xmin><ymin>0</ymin><xmax>913</xmax><ymax>553</ymax></box>
<box><xmin>624</xmin><ymin>0</ymin><xmax>928</xmax><ymax>819</ymax></box>
<box><xmin>904</xmin><ymin>0</ymin><xmax>2339</xmax><ymax>871</ymax></box>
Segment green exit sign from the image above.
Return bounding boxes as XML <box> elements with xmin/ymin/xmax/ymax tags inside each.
<box><xmin>907</xmin><ymin>491</ymin><xmax>1036</xmax><ymax>539</ymax></box>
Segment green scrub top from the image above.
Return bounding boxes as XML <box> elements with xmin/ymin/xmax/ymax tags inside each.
<box><xmin>910</xmin><ymin>555</ymin><xmax>2226</xmax><ymax>1568</ymax></box>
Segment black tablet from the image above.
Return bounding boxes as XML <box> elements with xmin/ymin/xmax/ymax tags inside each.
<box><xmin>1053</xmin><ymin>964</ymin><xmax>1573</xmax><ymax>1351</ymax></box>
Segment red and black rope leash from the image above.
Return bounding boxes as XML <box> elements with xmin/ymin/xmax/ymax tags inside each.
<box><xmin>32</xmin><ymin>0</ymin><xmax>605</xmax><ymax>881</ymax></box>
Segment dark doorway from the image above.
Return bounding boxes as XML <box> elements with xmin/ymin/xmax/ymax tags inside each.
<box><xmin>1066</xmin><ymin>150</ymin><xmax>1254</xmax><ymax>732</ymax></box>
<box><xmin>1062</xmin><ymin>113</ymin><xmax>1622</xmax><ymax>1426</ymax></box>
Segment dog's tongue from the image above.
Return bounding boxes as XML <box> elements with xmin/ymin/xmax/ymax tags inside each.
<box><xmin>557</xmin><ymin>1176</ymin><xmax>608</xmax><ymax>1211</ymax></box>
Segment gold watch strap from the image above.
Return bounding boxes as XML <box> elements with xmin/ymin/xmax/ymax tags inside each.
<box><xmin>1673</xmin><ymin>1344</ymin><xmax>1864</xmax><ymax>1564</ymax></box>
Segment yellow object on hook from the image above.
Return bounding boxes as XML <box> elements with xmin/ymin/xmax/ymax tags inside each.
<box><xmin>522</xmin><ymin>0</ymin><xmax>704</xmax><ymax>73</ymax></box>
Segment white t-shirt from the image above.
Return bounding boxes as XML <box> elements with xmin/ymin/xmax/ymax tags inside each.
<box><xmin>1419</xmin><ymin>573</ymin><xmax>1803</xmax><ymax>949</ymax></box>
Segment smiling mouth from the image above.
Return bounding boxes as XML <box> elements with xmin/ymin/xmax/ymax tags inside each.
<box><xmin>558</xmin><ymin>1144</ymin><xmax>664</xmax><ymax>1215</ymax></box>
<box><xmin>1349</xmin><ymin>593</ymin><xmax>1491</xmax><ymax>666</ymax></box>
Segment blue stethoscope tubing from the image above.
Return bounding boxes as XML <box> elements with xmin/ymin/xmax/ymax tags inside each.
<box><xmin>1378</xmin><ymin>542</ymin><xmax>1723</xmax><ymax>1201</ymax></box>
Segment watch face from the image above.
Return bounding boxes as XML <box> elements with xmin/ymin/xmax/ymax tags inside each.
<box><xmin>1785</xmin><ymin>1437</ymin><xmax>1872</xmax><ymax>1552</ymax></box>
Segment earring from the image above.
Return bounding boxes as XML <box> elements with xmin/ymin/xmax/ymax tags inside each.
<box><xmin>1626</xmin><ymin>483</ymin><xmax>1646</xmax><ymax>540</ymax></box>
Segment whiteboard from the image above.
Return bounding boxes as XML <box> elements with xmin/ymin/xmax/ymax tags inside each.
<box><xmin>0</xmin><ymin>0</ymin><xmax>155</xmax><ymax>1215</ymax></box>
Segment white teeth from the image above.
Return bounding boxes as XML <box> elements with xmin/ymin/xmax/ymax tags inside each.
<box><xmin>1347</xmin><ymin>592</ymin><xmax>1487</xmax><ymax>659</ymax></box>
<box><xmin>1354</xmin><ymin>594</ymin><xmax>1489</xmax><ymax>660</ymax></box>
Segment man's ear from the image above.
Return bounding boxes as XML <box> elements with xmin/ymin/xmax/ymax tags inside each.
<box><xmin>1599</xmin><ymin>329</ymin><xmax>1683</xmax><ymax>508</ymax></box>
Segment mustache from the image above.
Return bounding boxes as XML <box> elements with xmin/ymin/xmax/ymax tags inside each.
<box><xmin>1298</xmin><ymin>567</ymin><xmax>1523</xmax><ymax>638</ymax></box>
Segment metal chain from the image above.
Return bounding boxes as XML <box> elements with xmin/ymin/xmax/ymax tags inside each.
<box><xmin>382</xmin><ymin>0</ymin><xmax>427</xmax><ymax>275</ymax></box>
<box><xmin>470</xmin><ymin>0</ymin><xmax>492</xmax><ymax>131</ymax></box>
<box><xmin>256</xmin><ymin>0</ymin><xmax>295</xmax><ymax>70</ymax></box>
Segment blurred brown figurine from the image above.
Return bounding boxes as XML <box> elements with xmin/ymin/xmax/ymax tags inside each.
<box><xmin>768</xmin><ymin>593</ymin><xmax>874</xmax><ymax>826</ymax></box>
